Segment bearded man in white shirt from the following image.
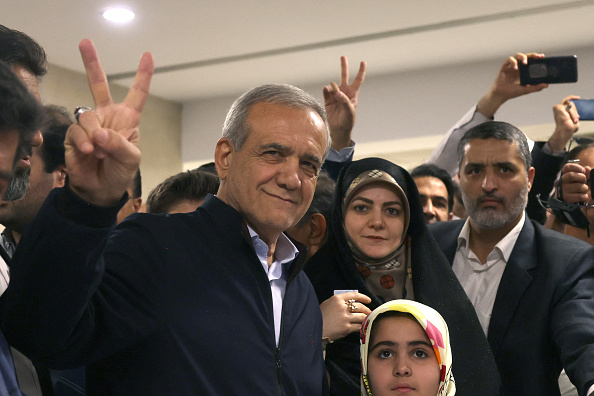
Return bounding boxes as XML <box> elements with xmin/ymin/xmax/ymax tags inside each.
<box><xmin>429</xmin><ymin>120</ymin><xmax>594</xmax><ymax>396</ymax></box>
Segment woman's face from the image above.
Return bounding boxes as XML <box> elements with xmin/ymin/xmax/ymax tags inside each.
<box><xmin>368</xmin><ymin>315</ymin><xmax>440</xmax><ymax>396</ymax></box>
<box><xmin>344</xmin><ymin>182</ymin><xmax>406</xmax><ymax>258</ymax></box>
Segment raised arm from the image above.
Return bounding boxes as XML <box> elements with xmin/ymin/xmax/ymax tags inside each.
<box><xmin>476</xmin><ymin>52</ymin><xmax>548</xmax><ymax>118</ymax></box>
<box><xmin>548</xmin><ymin>96</ymin><xmax>581</xmax><ymax>151</ymax></box>
<box><xmin>66</xmin><ymin>39</ymin><xmax>154</xmax><ymax>206</ymax></box>
<box><xmin>323</xmin><ymin>56</ymin><xmax>366</xmax><ymax>151</ymax></box>
<box><xmin>429</xmin><ymin>53</ymin><xmax>548</xmax><ymax>177</ymax></box>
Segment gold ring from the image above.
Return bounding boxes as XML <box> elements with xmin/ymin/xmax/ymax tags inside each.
<box><xmin>345</xmin><ymin>299</ymin><xmax>357</xmax><ymax>313</ymax></box>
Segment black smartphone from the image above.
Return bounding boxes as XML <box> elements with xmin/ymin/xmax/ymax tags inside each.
<box><xmin>519</xmin><ymin>56</ymin><xmax>578</xmax><ymax>85</ymax></box>
<box><xmin>572</xmin><ymin>99</ymin><xmax>594</xmax><ymax>120</ymax></box>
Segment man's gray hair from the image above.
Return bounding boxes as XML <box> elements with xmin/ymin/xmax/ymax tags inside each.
<box><xmin>457</xmin><ymin>121</ymin><xmax>532</xmax><ymax>172</ymax></box>
<box><xmin>222</xmin><ymin>84</ymin><xmax>331</xmax><ymax>160</ymax></box>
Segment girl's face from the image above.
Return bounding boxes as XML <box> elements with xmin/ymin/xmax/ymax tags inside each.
<box><xmin>344</xmin><ymin>182</ymin><xmax>406</xmax><ymax>259</ymax></box>
<box><xmin>368</xmin><ymin>315</ymin><xmax>440</xmax><ymax>396</ymax></box>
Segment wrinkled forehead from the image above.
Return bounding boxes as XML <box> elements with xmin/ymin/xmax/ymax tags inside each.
<box><xmin>246</xmin><ymin>102</ymin><xmax>329</xmax><ymax>152</ymax></box>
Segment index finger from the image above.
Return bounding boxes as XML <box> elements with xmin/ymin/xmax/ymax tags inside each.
<box><xmin>340</xmin><ymin>56</ymin><xmax>349</xmax><ymax>85</ymax></box>
<box><xmin>515</xmin><ymin>52</ymin><xmax>545</xmax><ymax>64</ymax></box>
<box><xmin>79</xmin><ymin>39</ymin><xmax>113</xmax><ymax>108</ymax></box>
<box><xmin>562</xmin><ymin>162</ymin><xmax>586</xmax><ymax>175</ymax></box>
<box><xmin>123</xmin><ymin>52</ymin><xmax>155</xmax><ymax>113</ymax></box>
<box><xmin>562</xmin><ymin>95</ymin><xmax>581</xmax><ymax>105</ymax></box>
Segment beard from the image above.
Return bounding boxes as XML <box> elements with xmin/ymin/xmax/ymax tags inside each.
<box><xmin>462</xmin><ymin>183</ymin><xmax>529</xmax><ymax>230</ymax></box>
<box><xmin>3</xmin><ymin>166</ymin><xmax>31</xmax><ymax>201</ymax></box>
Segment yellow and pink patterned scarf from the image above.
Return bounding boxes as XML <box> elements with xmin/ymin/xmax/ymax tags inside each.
<box><xmin>360</xmin><ymin>300</ymin><xmax>456</xmax><ymax>396</ymax></box>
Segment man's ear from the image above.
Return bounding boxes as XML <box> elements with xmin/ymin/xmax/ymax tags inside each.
<box><xmin>133</xmin><ymin>197</ymin><xmax>143</xmax><ymax>213</ymax></box>
<box><xmin>527</xmin><ymin>166</ymin><xmax>536</xmax><ymax>191</ymax></box>
<box><xmin>448</xmin><ymin>212</ymin><xmax>454</xmax><ymax>221</ymax></box>
<box><xmin>308</xmin><ymin>213</ymin><xmax>327</xmax><ymax>247</ymax></box>
<box><xmin>53</xmin><ymin>165</ymin><xmax>67</xmax><ymax>188</ymax></box>
<box><xmin>214</xmin><ymin>137</ymin><xmax>234</xmax><ymax>181</ymax></box>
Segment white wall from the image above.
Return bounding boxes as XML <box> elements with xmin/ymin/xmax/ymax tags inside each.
<box><xmin>42</xmin><ymin>64</ymin><xmax>183</xmax><ymax>200</ymax></box>
<box><xmin>182</xmin><ymin>44</ymin><xmax>594</xmax><ymax>171</ymax></box>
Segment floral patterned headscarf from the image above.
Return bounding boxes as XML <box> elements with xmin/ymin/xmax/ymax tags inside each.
<box><xmin>360</xmin><ymin>300</ymin><xmax>456</xmax><ymax>396</ymax></box>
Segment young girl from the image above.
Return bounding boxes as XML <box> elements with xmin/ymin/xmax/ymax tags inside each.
<box><xmin>360</xmin><ymin>300</ymin><xmax>455</xmax><ymax>396</ymax></box>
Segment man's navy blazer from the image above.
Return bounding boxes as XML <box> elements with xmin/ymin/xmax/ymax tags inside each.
<box><xmin>429</xmin><ymin>218</ymin><xmax>594</xmax><ymax>396</ymax></box>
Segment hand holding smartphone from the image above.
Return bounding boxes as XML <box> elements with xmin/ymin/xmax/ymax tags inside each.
<box><xmin>572</xmin><ymin>99</ymin><xmax>594</xmax><ymax>121</ymax></box>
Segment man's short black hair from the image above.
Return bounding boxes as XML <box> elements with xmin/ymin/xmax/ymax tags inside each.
<box><xmin>146</xmin><ymin>169</ymin><xmax>220</xmax><ymax>214</ymax></box>
<box><xmin>0</xmin><ymin>60</ymin><xmax>44</xmax><ymax>165</ymax></box>
<box><xmin>411</xmin><ymin>163</ymin><xmax>457</xmax><ymax>212</ymax></box>
<box><xmin>39</xmin><ymin>105</ymin><xmax>71</xmax><ymax>173</ymax></box>
<box><xmin>457</xmin><ymin>121</ymin><xmax>532</xmax><ymax>172</ymax></box>
<box><xmin>295</xmin><ymin>170</ymin><xmax>335</xmax><ymax>230</ymax></box>
<box><xmin>197</xmin><ymin>161</ymin><xmax>218</xmax><ymax>176</ymax></box>
<box><xmin>0</xmin><ymin>24</ymin><xmax>47</xmax><ymax>78</ymax></box>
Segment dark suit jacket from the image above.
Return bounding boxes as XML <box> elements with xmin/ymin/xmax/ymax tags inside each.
<box><xmin>429</xmin><ymin>219</ymin><xmax>594</xmax><ymax>396</ymax></box>
<box><xmin>0</xmin><ymin>189</ymin><xmax>326</xmax><ymax>395</ymax></box>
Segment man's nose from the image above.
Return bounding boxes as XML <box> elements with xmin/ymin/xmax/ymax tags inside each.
<box><xmin>277</xmin><ymin>158</ymin><xmax>301</xmax><ymax>190</ymax></box>
<box><xmin>482</xmin><ymin>169</ymin><xmax>497</xmax><ymax>192</ymax></box>
<box><xmin>31</xmin><ymin>131</ymin><xmax>43</xmax><ymax>148</ymax></box>
<box><xmin>423</xmin><ymin>200</ymin><xmax>434</xmax><ymax>215</ymax></box>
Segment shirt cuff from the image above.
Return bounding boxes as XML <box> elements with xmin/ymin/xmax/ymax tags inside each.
<box><xmin>326</xmin><ymin>140</ymin><xmax>355</xmax><ymax>163</ymax></box>
<box><xmin>542</xmin><ymin>141</ymin><xmax>567</xmax><ymax>157</ymax></box>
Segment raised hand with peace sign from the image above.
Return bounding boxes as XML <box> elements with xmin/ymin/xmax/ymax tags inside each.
<box><xmin>65</xmin><ymin>39</ymin><xmax>154</xmax><ymax>206</ymax></box>
<box><xmin>323</xmin><ymin>56</ymin><xmax>366</xmax><ymax>151</ymax></box>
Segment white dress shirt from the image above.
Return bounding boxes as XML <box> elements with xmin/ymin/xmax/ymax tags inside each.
<box><xmin>248</xmin><ymin>226</ymin><xmax>298</xmax><ymax>347</ymax></box>
<box><xmin>452</xmin><ymin>213</ymin><xmax>526</xmax><ymax>336</ymax></box>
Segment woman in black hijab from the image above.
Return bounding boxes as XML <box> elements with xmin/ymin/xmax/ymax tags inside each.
<box><xmin>305</xmin><ymin>158</ymin><xmax>499</xmax><ymax>396</ymax></box>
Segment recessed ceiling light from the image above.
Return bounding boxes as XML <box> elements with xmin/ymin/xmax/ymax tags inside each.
<box><xmin>103</xmin><ymin>8</ymin><xmax>135</xmax><ymax>23</ymax></box>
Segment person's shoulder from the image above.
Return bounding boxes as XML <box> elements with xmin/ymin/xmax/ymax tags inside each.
<box><xmin>530</xmin><ymin>220</ymin><xmax>593</xmax><ymax>252</ymax></box>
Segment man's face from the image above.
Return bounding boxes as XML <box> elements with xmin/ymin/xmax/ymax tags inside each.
<box><xmin>116</xmin><ymin>187</ymin><xmax>142</xmax><ymax>224</ymax></box>
<box><xmin>4</xmin><ymin>65</ymin><xmax>43</xmax><ymax>201</ymax></box>
<box><xmin>216</xmin><ymin>102</ymin><xmax>327</xmax><ymax>243</ymax></box>
<box><xmin>0</xmin><ymin>145</ymin><xmax>61</xmax><ymax>231</ymax></box>
<box><xmin>12</xmin><ymin>65</ymin><xmax>41</xmax><ymax>102</ymax></box>
<box><xmin>413</xmin><ymin>176</ymin><xmax>450</xmax><ymax>224</ymax></box>
<box><xmin>459</xmin><ymin>138</ymin><xmax>534</xmax><ymax>231</ymax></box>
<box><xmin>0</xmin><ymin>130</ymin><xmax>22</xmax><ymax>199</ymax></box>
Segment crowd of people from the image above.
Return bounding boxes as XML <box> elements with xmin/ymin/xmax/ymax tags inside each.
<box><xmin>0</xmin><ymin>22</ymin><xmax>593</xmax><ymax>396</ymax></box>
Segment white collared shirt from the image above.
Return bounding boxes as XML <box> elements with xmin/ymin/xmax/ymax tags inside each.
<box><xmin>248</xmin><ymin>226</ymin><xmax>298</xmax><ymax>347</ymax></box>
<box><xmin>452</xmin><ymin>213</ymin><xmax>526</xmax><ymax>336</ymax></box>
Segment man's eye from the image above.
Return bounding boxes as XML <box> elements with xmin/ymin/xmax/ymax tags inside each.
<box><xmin>301</xmin><ymin>161</ymin><xmax>319</xmax><ymax>174</ymax></box>
<box><xmin>264</xmin><ymin>151</ymin><xmax>279</xmax><ymax>156</ymax></box>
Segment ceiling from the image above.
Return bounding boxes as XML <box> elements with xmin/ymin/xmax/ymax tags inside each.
<box><xmin>4</xmin><ymin>0</ymin><xmax>594</xmax><ymax>103</ymax></box>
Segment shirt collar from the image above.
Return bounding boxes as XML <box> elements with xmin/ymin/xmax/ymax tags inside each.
<box><xmin>247</xmin><ymin>225</ymin><xmax>298</xmax><ymax>274</ymax></box>
<box><xmin>457</xmin><ymin>212</ymin><xmax>526</xmax><ymax>263</ymax></box>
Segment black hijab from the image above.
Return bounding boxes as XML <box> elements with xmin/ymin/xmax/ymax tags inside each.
<box><xmin>305</xmin><ymin>157</ymin><xmax>500</xmax><ymax>396</ymax></box>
